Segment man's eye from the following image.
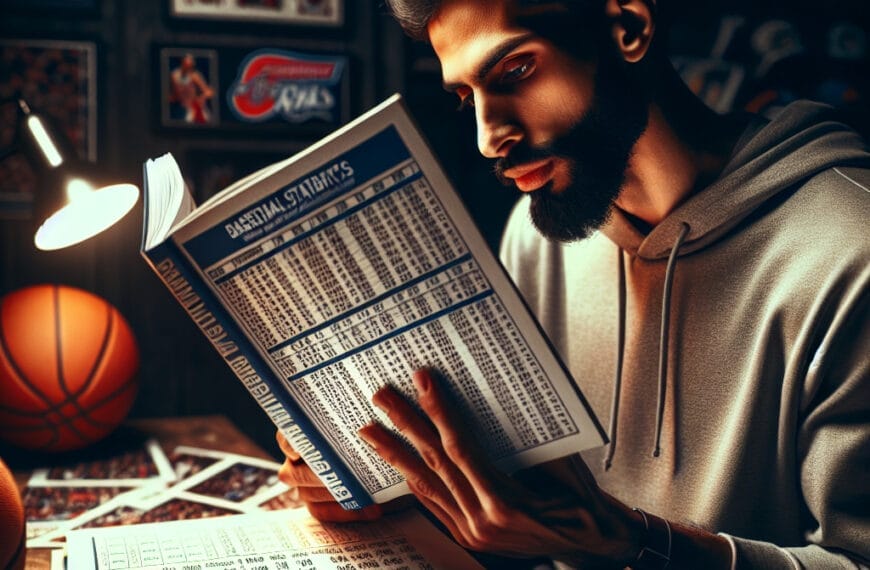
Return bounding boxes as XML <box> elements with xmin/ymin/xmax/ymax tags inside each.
<box><xmin>500</xmin><ymin>57</ymin><xmax>536</xmax><ymax>84</ymax></box>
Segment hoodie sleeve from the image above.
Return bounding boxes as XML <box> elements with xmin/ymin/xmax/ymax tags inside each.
<box><xmin>723</xmin><ymin>263</ymin><xmax>870</xmax><ymax>570</ymax></box>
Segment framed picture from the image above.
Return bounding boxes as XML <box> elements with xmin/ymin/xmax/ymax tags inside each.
<box><xmin>169</xmin><ymin>0</ymin><xmax>343</xmax><ymax>27</ymax></box>
<box><xmin>0</xmin><ymin>39</ymin><xmax>97</xmax><ymax>218</ymax></box>
<box><xmin>159</xmin><ymin>48</ymin><xmax>220</xmax><ymax>128</ymax></box>
<box><xmin>154</xmin><ymin>45</ymin><xmax>350</xmax><ymax>135</ymax></box>
<box><xmin>0</xmin><ymin>39</ymin><xmax>97</xmax><ymax>161</ymax></box>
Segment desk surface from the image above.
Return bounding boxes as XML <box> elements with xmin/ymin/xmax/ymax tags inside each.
<box><xmin>8</xmin><ymin>415</ymin><xmax>273</xmax><ymax>570</ymax></box>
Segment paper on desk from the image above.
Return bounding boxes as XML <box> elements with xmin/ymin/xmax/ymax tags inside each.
<box><xmin>66</xmin><ymin>508</ymin><xmax>484</xmax><ymax>570</ymax></box>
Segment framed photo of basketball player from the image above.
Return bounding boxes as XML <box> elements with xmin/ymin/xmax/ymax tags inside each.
<box><xmin>159</xmin><ymin>48</ymin><xmax>220</xmax><ymax>128</ymax></box>
<box><xmin>168</xmin><ymin>0</ymin><xmax>343</xmax><ymax>27</ymax></box>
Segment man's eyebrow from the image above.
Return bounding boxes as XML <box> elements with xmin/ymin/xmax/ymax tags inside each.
<box><xmin>442</xmin><ymin>33</ymin><xmax>534</xmax><ymax>92</ymax></box>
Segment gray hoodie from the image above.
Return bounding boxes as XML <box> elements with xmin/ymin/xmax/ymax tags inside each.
<box><xmin>500</xmin><ymin>101</ymin><xmax>870</xmax><ymax>568</ymax></box>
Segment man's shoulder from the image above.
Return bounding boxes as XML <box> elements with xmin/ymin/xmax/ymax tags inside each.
<box><xmin>784</xmin><ymin>164</ymin><xmax>869</xmax><ymax>247</ymax></box>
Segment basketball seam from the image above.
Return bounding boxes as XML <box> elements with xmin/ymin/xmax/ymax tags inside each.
<box><xmin>0</xmin><ymin>292</ymin><xmax>62</xmax><ymax>448</ymax></box>
<box><xmin>74</xmin><ymin>305</ymin><xmax>115</xmax><ymax>402</ymax></box>
<box><xmin>80</xmin><ymin>372</ymin><xmax>137</xmax><ymax>416</ymax></box>
<box><xmin>47</xmin><ymin>285</ymin><xmax>90</xmax><ymax>445</ymax></box>
<box><xmin>57</xmin><ymin>297</ymin><xmax>119</xmax><ymax>430</ymax></box>
<box><xmin>0</xmin><ymin>376</ymin><xmax>137</xmax><ymax>428</ymax></box>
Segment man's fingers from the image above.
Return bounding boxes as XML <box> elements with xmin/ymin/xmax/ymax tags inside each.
<box><xmin>371</xmin><ymin>383</ymin><xmax>481</xmax><ymax>518</ymax></box>
<box><xmin>415</xmin><ymin>493</ymin><xmax>474</xmax><ymax>550</ymax></box>
<box><xmin>358</xmin><ymin>421</ymin><xmax>465</xmax><ymax>520</ymax></box>
<box><xmin>411</xmin><ymin>369</ymin><xmax>515</xmax><ymax>501</ymax></box>
<box><xmin>296</xmin><ymin>485</ymin><xmax>337</xmax><ymax>503</ymax></box>
<box><xmin>275</xmin><ymin>430</ymin><xmax>301</xmax><ymax>462</ymax></box>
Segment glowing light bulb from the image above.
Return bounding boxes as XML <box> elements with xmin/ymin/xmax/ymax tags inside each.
<box><xmin>26</xmin><ymin>115</ymin><xmax>63</xmax><ymax>168</ymax></box>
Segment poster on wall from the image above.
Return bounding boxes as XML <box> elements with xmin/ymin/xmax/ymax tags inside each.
<box><xmin>159</xmin><ymin>48</ymin><xmax>220</xmax><ymax>127</ymax></box>
<box><xmin>169</xmin><ymin>0</ymin><xmax>343</xmax><ymax>27</ymax></box>
<box><xmin>155</xmin><ymin>45</ymin><xmax>349</xmax><ymax>135</ymax></box>
<box><xmin>0</xmin><ymin>39</ymin><xmax>97</xmax><ymax>219</ymax></box>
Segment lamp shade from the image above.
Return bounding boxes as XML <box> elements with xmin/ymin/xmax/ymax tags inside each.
<box><xmin>34</xmin><ymin>178</ymin><xmax>139</xmax><ymax>250</ymax></box>
<box><xmin>15</xmin><ymin>99</ymin><xmax>140</xmax><ymax>250</ymax></box>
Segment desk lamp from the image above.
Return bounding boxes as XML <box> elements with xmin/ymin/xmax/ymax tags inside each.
<box><xmin>6</xmin><ymin>99</ymin><xmax>139</xmax><ymax>250</ymax></box>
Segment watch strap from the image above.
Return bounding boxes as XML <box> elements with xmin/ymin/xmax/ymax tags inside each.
<box><xmin>631</xmin><ymin>508</ymin><xmax>672</xmax><ymax>570</ymax></box>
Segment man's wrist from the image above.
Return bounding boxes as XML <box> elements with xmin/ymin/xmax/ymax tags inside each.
<box><xmin>626</xmin><ymin>513</ymin><xmax>733</xmax><ymax>570</ymax></box>
<box><xmin>629</xmin><ymin>508</ymin><xmax>672</xmax><ymax>569</ymax></box>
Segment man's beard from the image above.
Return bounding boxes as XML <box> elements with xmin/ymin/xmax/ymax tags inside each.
<box><xmin>494</xmin><ymin>46</ymin><xmax>650</xmax><ymax>242</ymax></box>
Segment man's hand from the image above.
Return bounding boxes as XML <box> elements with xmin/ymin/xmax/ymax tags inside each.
<box><xmin>357</xmin><ymin>369</ymin><xmax>644</xmax><ymax>566</ymax></box>
<box><xmin>276</xmin><ymin>430</ymin><xmax>385</xmax><ymax>522</ymax></box>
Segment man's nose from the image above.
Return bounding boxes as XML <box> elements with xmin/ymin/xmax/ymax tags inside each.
<box><xmin>475</xmin><ymin>96</ymin><xmax>521</xmax><ymax>159</ymax></box>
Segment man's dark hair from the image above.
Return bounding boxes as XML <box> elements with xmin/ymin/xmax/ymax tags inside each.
<box><xmin>384</xmin><ymin>0</ymin><xmax>668</xmax><ymax>58</ymax></box>
<box><xmin>384</xmin><ymin>1</ymin><xmax>619</xmax><ymax>41</ymax></box>
<box><xmin>383</xmin><ymin>0</ymin><xmax>442</xmax><ymax>41</ymax></box>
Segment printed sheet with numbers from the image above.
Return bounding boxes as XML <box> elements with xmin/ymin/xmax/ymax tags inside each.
<box><xmin>65</xmin><ymin>508</ymin><xmax>484</xmax><ymax>570</ymax></box>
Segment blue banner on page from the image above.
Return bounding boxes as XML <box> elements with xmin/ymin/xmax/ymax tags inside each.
<box><xmin>183</xmin><ymin>126</ymin><xmax>411</xmax><ymax>269</ymax></box>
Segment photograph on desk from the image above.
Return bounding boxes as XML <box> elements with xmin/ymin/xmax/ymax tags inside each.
<box><xmin>25</xmin><ymin>445</ymin><xmax>297</xmax><ymax>549</ymax></box>
<box><xmin>24</xmin><ymin>486</ymin><xmax>134</xmax><ymax>541</ymax></box>
<box><xmin>163</xmin><ymin>446</ymin><xmax>298</xmax><ymax>511</ymax></box>
<box><xmin>23</xmin><ymin>438</ymin><xmax>174</xmax><ymax>544</ymax></box>
<box><xmin>26</xmin><ymin>439</ymin><xmax>174</xmax><ymax>487</ymax></box>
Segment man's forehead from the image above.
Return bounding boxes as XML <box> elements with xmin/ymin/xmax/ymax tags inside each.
<box><xmin>428</xmin><ymin>0</ymin><xmax>529</xmax><ymax>83</ymax></box>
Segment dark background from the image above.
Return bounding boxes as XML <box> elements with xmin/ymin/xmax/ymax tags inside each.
<box><xmin>1</xmin><ymin>0</ymin><xmax>867</xmax><ymax>459</ymax></box>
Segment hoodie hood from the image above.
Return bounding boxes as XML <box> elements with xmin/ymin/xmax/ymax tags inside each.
<box><xmin>602</xmin><ymin>101</ymin><xmax>870</xmax><ymax>260</ymax></box>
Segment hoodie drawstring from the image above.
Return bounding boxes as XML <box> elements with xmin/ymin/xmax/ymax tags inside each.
<box><xmin>604</xmin><ymin>222</ymin><xmax>690</xmax><ymax>469</ymax></box>
<box><xmin>653</xmin><ymin>222</ymin><xmax>690</xmax><ymax>457</ymax></box>
<box><xmin>603</xmin><ymin>247</ymin><xmax>626</xmax><ymax>471</ymax></box>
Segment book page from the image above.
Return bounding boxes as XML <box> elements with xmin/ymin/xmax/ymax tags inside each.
<box><xmin>65</xmin><ymin>508</ymin><xmax>484</xmax><ymax>570</ymax></box>
<box><xmin>170</xmin><ymin>95</ymin><xmax>605</xmax><ymax>503</ymax></box>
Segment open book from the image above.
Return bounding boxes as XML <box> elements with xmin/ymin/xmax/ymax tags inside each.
<box><xmin>141</xmin><ymin>94</ymin><xmax>606</xmax><ymax>510</ymax></box>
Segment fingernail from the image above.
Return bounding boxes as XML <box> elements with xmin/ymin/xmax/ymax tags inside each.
<box><xmin>358</xmin><ymin>425</ymin><xmax>378</xmax><ymax>449</ymax></box>
<box><xmin>371</xmin><ymin>387</ymin><xmax>392</xmax><ymax>411</ymax></box>
<box><xmin>413</xmin><ymin>369</ymin><xmax>430</xmax><ymax>394</ymax></box>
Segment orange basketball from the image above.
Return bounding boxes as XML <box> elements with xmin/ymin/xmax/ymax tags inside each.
<box><xmin>0</xmin><ymin>456</ymin><xmax>25</xmax><ymax>570</ymax></box>
<box><xmin>0</xmin><ymin>284</ymin><xmax>139</xmax><ymax>452</ymax></box>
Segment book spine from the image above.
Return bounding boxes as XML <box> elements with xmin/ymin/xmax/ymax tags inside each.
<box><xmin>142</xmin><ymin>240</ymin><xmax>372</xmax><ymax>510</ymax></box>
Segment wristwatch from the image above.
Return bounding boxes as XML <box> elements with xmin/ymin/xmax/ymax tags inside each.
<box><xmin>631</xmin><ymin>508</ymin><xmax>672</xmax><ymax>570</ymax></box>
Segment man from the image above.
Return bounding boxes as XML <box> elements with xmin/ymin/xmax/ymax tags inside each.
<box><xmin>278</xmin><ymin>1</ymin><xmax>870</xmax><ymax>567</ymax></box>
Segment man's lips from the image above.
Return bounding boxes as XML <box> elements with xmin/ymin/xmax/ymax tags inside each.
<box><xmin>502</xmin><ymin>159</ymin><xmax>555</xmax><ymax>192</ymax></box>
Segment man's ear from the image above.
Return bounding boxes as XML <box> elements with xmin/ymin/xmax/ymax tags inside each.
<box><xmin>604</xmin><ymin>0</ymin><xmax>655</xmax><ymax>63</ymax></box>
